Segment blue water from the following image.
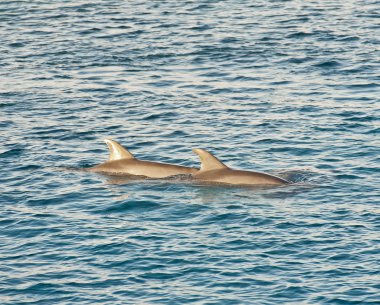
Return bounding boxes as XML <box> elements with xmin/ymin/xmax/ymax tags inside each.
<box><xmin>1</xmin><ymin>0</ymin><xmax>379</xmax><ymax>304</ymax></box>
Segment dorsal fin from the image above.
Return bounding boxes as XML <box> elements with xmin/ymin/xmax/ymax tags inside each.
<box><xmin>193</xmin><ymin>148</ymin><xmax>229</xmax><ymax>172</ymax></box>
<box><xmin>104</xmin><ymin>139</ymin><xmax>135</xmax><ymax>161</ymax></box>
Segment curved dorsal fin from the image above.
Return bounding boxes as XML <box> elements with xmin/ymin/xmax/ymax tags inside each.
<box><xmin>193</xmin><ymin>148</ymin><xmax>229</xmax><ymax>172</ymax></box>
<box><xmin>104</xmin><ymin>139</ymin><xmax>135</xmax><ymax>161</ymax></box>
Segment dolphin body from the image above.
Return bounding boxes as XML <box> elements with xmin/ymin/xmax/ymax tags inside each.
<box><xmin>192</xmin><ymin>149</ymin><xmax>289</xmax><ymax>186</ymax></box>
<box><xmin>88</xmin><ymin>139</ymin><xmax>198</xmax><ymax>178</ymax></box>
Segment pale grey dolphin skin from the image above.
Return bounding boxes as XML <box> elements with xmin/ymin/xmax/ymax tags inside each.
<box><xmin>192</xmin><ymin>149</ymin><xmax>289</xmax><ymax>186</ymax></box>
<box><xmin>88</xmin><ymin>139</ymin><xmax>198</xmax><ymax>178</ymax></box>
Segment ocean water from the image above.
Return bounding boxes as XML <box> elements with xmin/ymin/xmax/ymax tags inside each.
<box><xmin>1</xmin><ymin>0</ymin><xmax>379</xmax><ymax>304</ymax></box>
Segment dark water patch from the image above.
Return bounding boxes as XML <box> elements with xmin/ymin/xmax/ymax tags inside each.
<box><xmin>8</xmin><ymin>42</ymin><xmax>26</xmax><ymax>48</ymax></box>
<box><xmin>92</xmin><ymin>200</ymin><xmax>161</xmax><ymax>214</ymax></box>
<box><xmin>14</xmin><ymin>164</ymin><xmax>41</xmax><ymax>171</ymax></box>
<box><xmin>347</xmin><ymin>83</ymin><xmax>378</xmax><ymax>89</ymax></box>
<box><xmin>269</xmin><ymin>80</ymin><xmax>292</xmax><ymax>86</ymax></box>
<box><xmin>146</xmin><ymin>80</ymin><xmax>179</xmax><ymax>87</ymax></box>
<box><xmin>200</xmin><ymin>71</ymin><xmax>229</xmax><ymax>78</ymax></box>
<box><xmin>335</xmin><ymin>174</ymin><xmax>360</xmax><ymax>180</ymax></box>
<box><xmin>0</xmin><ymin>119</ymin><xmax>15</xmax><ymax>128</ymax></box>
<box><xmin>220</xmin><ymin>37</ymin><xmax>240</xmax><ymax>44</ymax></box>
<box><xmin>313</xmin><ymin>60</ymin><xmax>342</xmax><ymax>69</ymax></box>
<box><xmin>278</xmin><ymin>16</ymin><xmax>310</xmax><ymax>24</ymax></box>
<box><xmin>286</xmin><ymin>31</ymin><xmax>314</xmax><ymax>39</ymax></box>
<box><xmin>0</xmin><ymin>147</ymin><xmax>26</xmax><ymax>158</ymax></box>
<box><xmin>343</xmin><ymin>114</ymin><xmax>378</xmax><ymax>123</ymax></box>
<box><xmin>33</xmin><ymin>128</ymin><xmax>70</xmax><ymax>136</ymax></box>
<box><xmin>166</xmin><ymin>130</ymin><xmax>189</xmax><ymax>137</ymax></box>
<box><xmin>335</xmin><ymin>110</ymin><xmax>365</xmax><ymax>118</ymax></box>
<box><xmin>78</xmin><ymin>27</ymin><xmax>102</xmax><ymax>35</ymax></box>
<box><xmin>142</xmin><ymin>111</ymin><xmax>178</xmax><ymax>120</ymax></box>
<box><xmin>297</xmin><ymin>105</ymin><xmax>322</xmax><ymax>113</ymax></box>
<box><xmin>365</xmin><ymin>127</ymin><xmax>380</xmax><ymax>135</ymax></box>
<box><xmin>231</xmin><ymin>75</ymin><xmax>261</xmax><ymax>82</ymax></box>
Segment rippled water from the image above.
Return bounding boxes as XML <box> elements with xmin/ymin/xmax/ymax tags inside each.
<box><xmin>1</xmin><ymin>0</ymin><xmax>379</xmax><ymax>304</ymax></box>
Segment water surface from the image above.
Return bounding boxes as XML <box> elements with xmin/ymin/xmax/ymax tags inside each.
<box><xmin>1</xmin><ymin>0</ymin><xmax>379</xmax><ymax>304</ymax></box>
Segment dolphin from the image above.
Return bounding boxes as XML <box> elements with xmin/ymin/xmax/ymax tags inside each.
<box><xmin>88</xmin><ymin>139</ymin><xmax>198</xmax><ymax>178</ymax></box>
<box><xmin>192</xmin><ymin>149</ymin><xmax>289</xmax><ymax>186</ymax></box>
